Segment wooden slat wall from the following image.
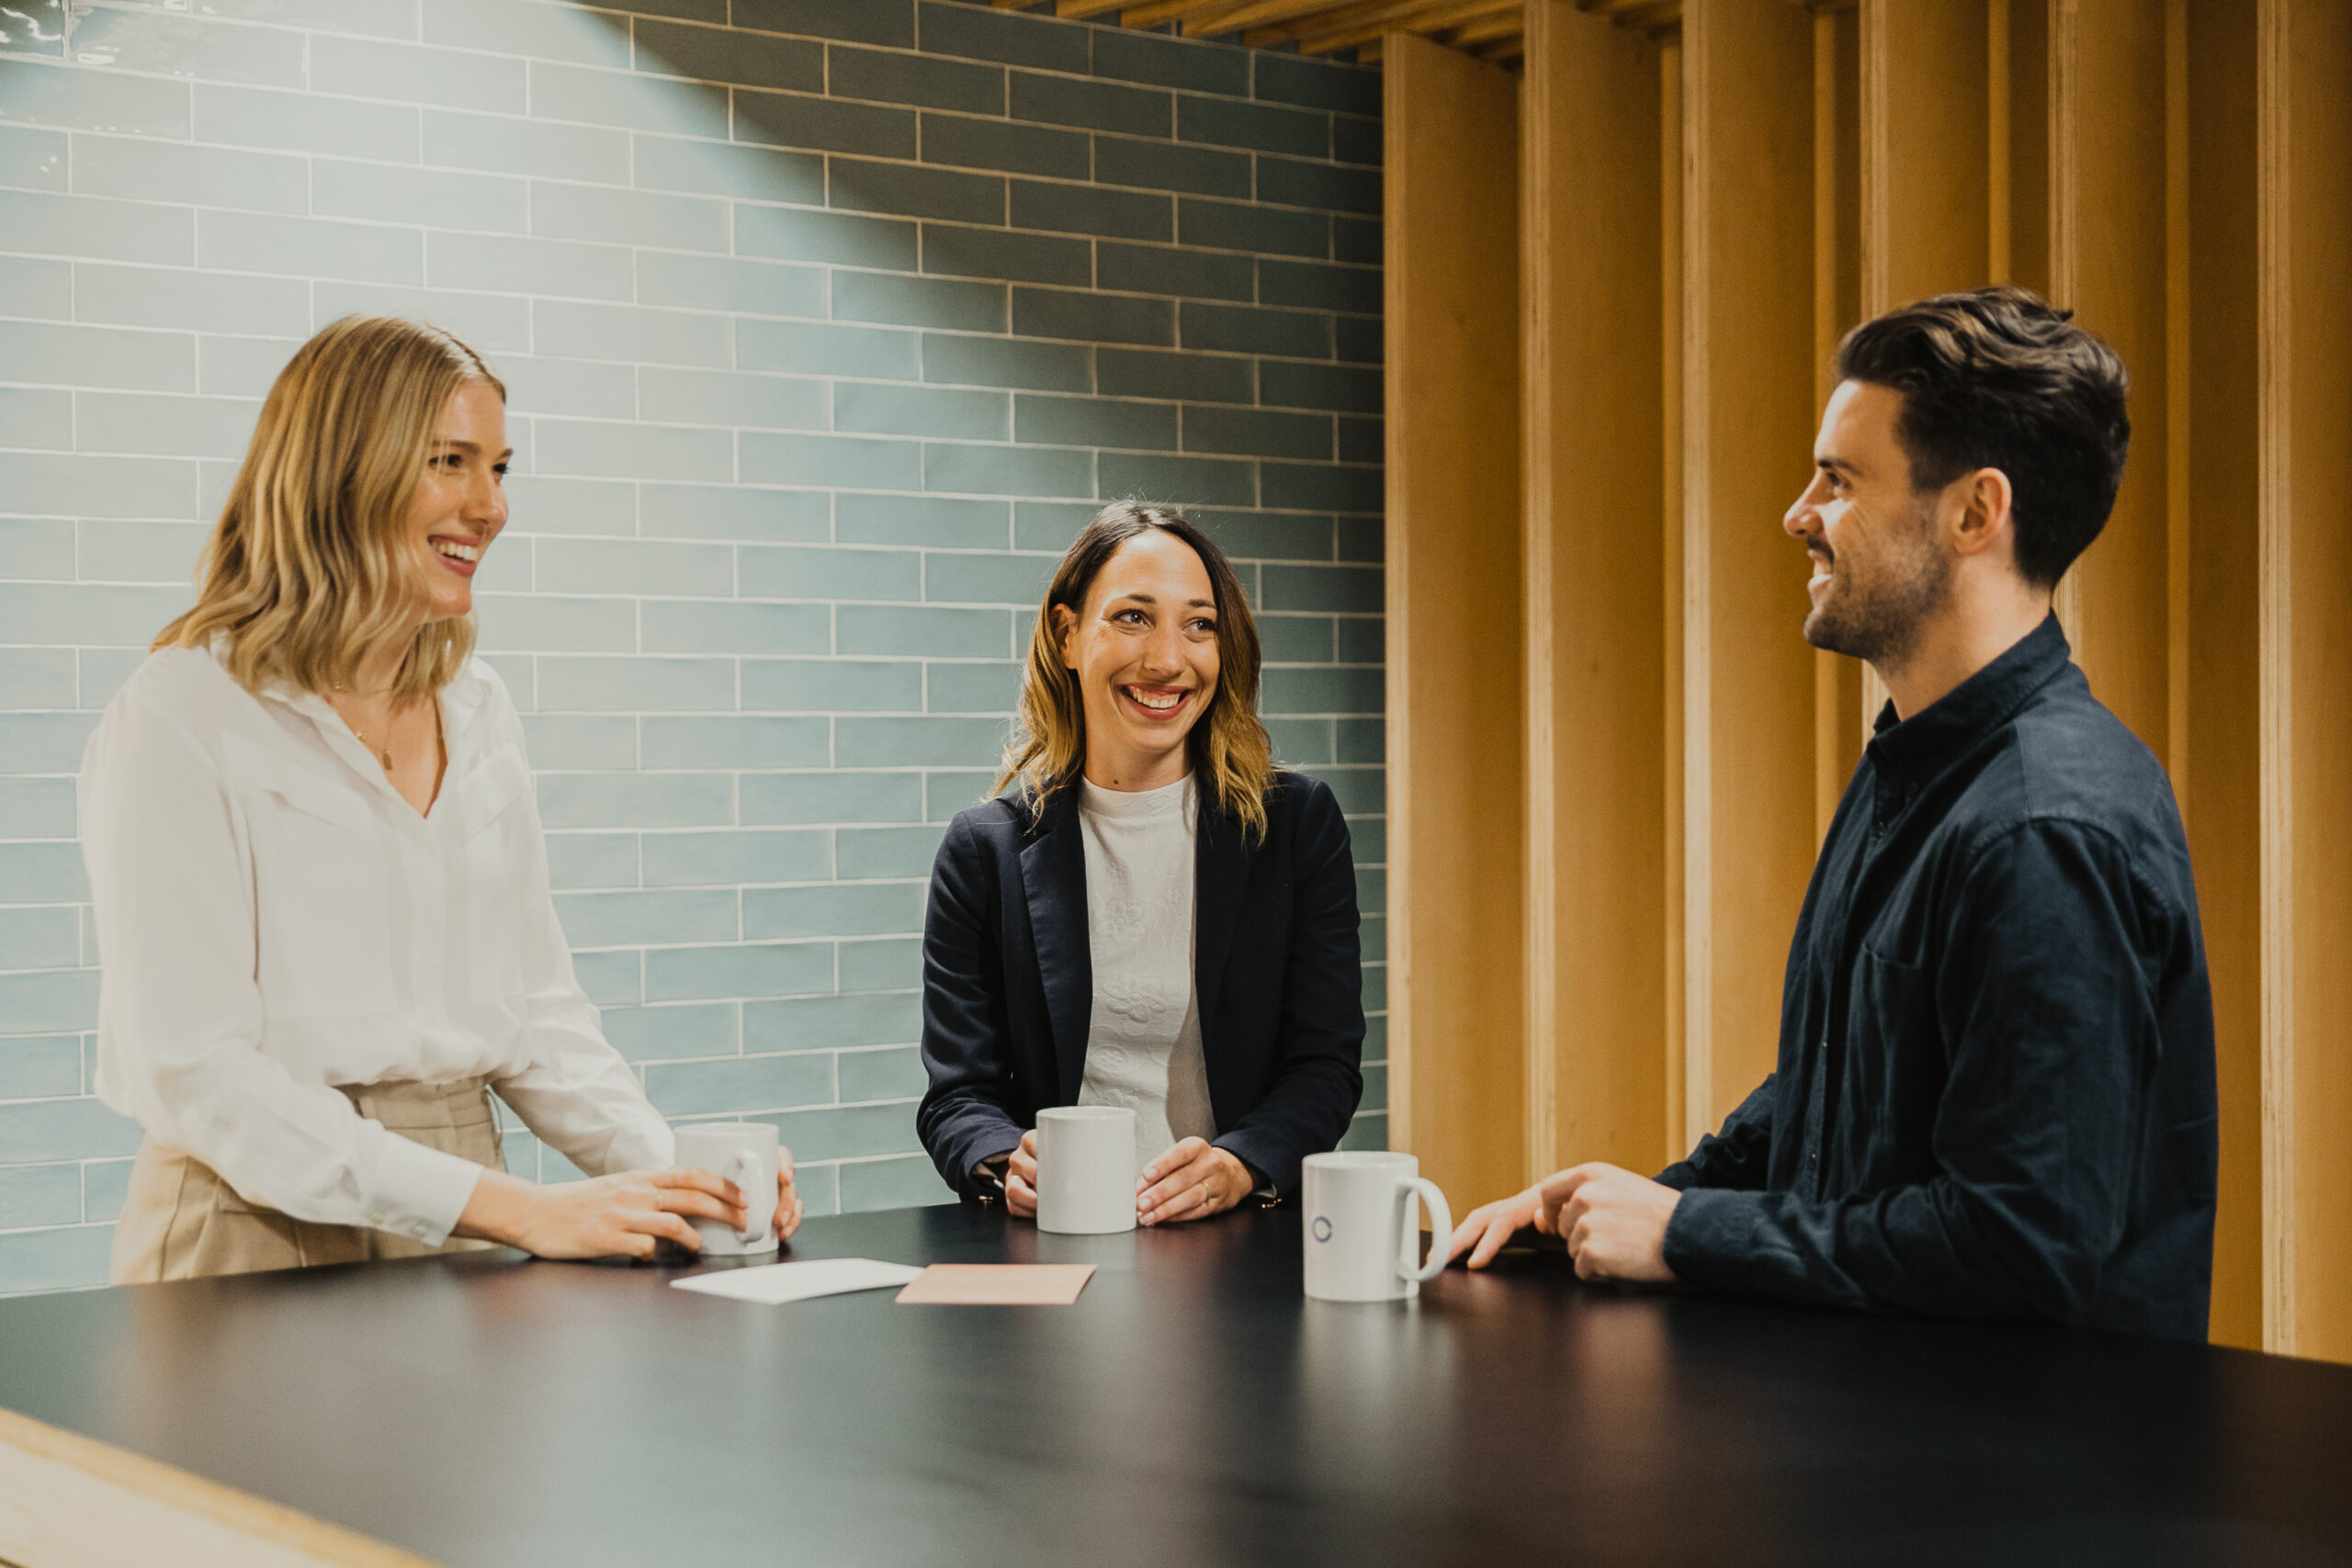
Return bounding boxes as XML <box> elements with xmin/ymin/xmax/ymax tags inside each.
<box><xmin>2261</xmin><ymin>0</ymin><xmax>2352</xmax><ymax>1362</ymax></box>
<box><xmin>2181</xmin><ymin>0</ymin><xmax>2263</xmax><ymax>1359</ymax></box>
<box><xmin>2052</xmin><ymin>0</ymin><xmax>2172</xmax><ymax>761</ymax></box>
<box><xmin>1860</xmin><ymin>0</ymin><xmax>1987</xmax><ymax>334</ymax></box>
<box><xmin>1658</xmin><ymin>27</ymin><xmax>1687</xmax><ymax>1165</ymax></box>
<box><xmin>1381</xmin><ymin>32</ymin><xmax>1526</xmax><ymax>1211</ymax></box>
<box><xmin>1679</xmin><ymin>0</ymin><xmax>1817</xmax><ymax>1143</ymax></box>
<box><xmin>1813</xmin><ymin>5</ymin><xmax>1864</xmax><ymax>840</ymax></box>
<box><xmin>1382</xmin><ymin>0</ymin><xmax>2352</xmax><ymax>1359</ymax></box>
<box><xmin>1521</xmin><ymin>0</ymin><xmax>1668</xmax><ymax>1186</ymax></box>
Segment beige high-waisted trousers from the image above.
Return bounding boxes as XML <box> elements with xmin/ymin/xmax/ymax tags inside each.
<box><xmin>108</xmin><ymin>1076</ymin><xmax>508</xmax><ymax>1284</ymax></box>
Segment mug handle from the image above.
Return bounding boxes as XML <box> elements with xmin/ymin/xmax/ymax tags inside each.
<box><xmin>1396</xmin><ymin>1177</ymin><xmax>1453</xmax><ymax>1283</ymax></box>
<box><xmin>730</xmin><ymin>1151</ymin><xmax>765</xmax><ymax>1242</ymax></box>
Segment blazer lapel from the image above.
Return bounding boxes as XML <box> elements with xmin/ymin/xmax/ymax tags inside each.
<box><xmin>1018</xmin><ymin>787</ymin><xmax>1092</xmax><ymax>1106</ymax></box>
<box><xmin>1193</xmin><ymin>786</ymin><xmax>1249</xmax><ymax>1054</ymax></box>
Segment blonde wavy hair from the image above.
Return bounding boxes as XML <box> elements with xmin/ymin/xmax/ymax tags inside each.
<box><xmin>155</xmin><ymin>316</ymin><xmax>504</xmax><ymax>703</ymax></box>
<box><xmin>999</xmin><ymin>501</ymin><xmax>1275</xmax><ymax>840</ymax></box>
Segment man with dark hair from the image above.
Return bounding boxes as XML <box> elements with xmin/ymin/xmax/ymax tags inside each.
<box><xmin>1451</xmin><ymin>286</ymin><xmax>2218</xmax><ymax>1341</ymax></box>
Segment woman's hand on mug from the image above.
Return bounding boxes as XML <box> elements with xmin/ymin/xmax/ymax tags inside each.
<box><xmin>774</xmin><ymin>1151</ymin><xmax>804</xmax><ymax>1242</ymax></box>
<box><xmin>1136</xmin><ymin>1138</ymin><xmax>1252</xmax><ymax>1226</ymax></box>
<box><xmin>456</xmin><ymin>1168</ymin><xmax>748</xmax><ymax>1260</ymax></box>
<box><xmin>1001</xmin><ymin>1131</ymin><xmax>1040</xmax><ymax>1218</ymax></box>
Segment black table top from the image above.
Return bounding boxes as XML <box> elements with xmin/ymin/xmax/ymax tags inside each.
<box><xmin>2</xmin><ymin>1202</ymin><xmax>2349</xmax><ymax>1567</ymax></box>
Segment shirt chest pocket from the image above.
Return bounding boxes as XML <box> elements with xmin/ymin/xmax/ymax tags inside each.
<box><xmin>454</xmin><ymin>744</ymin><xmax>534</xmax><ymax>1004</ymax></box>
<box><xmin>224</xmin><ymin>736</ymin><xmax>397</xmax><ymax>1019</ymax></box>
<box><xmin>1847</xmin><ymin>945</ymin><xmax>1945</xmax><ymax>1159</ymax></box>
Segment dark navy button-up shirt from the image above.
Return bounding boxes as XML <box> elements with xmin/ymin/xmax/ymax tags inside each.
<box><xmin>1658</xmin><ymin>615</ymin><xmax>2219</xmax><ymax>1341</ymax></box>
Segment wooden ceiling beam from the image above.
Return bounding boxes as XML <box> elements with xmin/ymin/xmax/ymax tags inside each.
<box><xmin>1116</xmin><ymin>0</ymin><xmax>1230</xmax><ymax>26</ymax></box>
<box><xmin>1176</xmin><ymin>0</ymin><xmax>1362</xmax><ymax>33</ymax></box>
<box><xmin>1245</xmin><ymin>0</ymin><xmax>1464</xmax><ymax>46</ymax></box>
<box><xmin>1297</xmin><ymin>0</ymin><xmax>1519</xmax><ymax>53</ymax></box>
<box><xmin>1573</xmin><ymin>0</ymin><xmax>1679</xmax><ymax>23</ymax></box>
<box><xmin>1001</xmin><ymin>0</ymin><xmax>1539</xmax><ymax>66</ymax></box>
<box><xmin>1280</xmin><ymin>0</ymin><xmax>1481</xmax><ymax>51</ymax></box>
<box><xmin>1444</xmin><ymin>11</ymin><xmax>1523</xmax><ymax>44</ymax></box>
<box><xmin>1244</xmin><ymin>1</ymin><xmax>1415</xmax><ymax>44</ymax></box>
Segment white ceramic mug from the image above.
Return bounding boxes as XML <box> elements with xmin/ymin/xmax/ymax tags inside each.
<box><xmin>674</xmin><ymin>1122</ymin><xmax>779</xmax><ymax>1257</ymax></box>
<box><xmin>1302</xmin><ymin>1151</ymin><xmax>1453</xmax><ymax>1302</ymax></box>
<box><xmin>1035</xmin><ymin>1106</ymin><xmax>1137</xmax><ymax>1235</ymax></box>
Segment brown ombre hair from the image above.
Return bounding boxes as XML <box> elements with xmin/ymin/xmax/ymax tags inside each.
<box><xmin>155</xmin><ymin>315</ymin><xmax>505</xmax><ymax>703</ymax></box>
<box><xmin>998</xmin><ymin>501</ymin><xmax>1276</xmax><ymax>840</ymax></box>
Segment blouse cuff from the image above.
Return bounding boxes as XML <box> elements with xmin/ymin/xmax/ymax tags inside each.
<box><xmin>366</xmin><ymin>1134</ymin><xmax>494</xmax><ymax>1247</ymax></box>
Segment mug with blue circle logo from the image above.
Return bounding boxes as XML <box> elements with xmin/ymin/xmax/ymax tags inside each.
<box><xmin>1302</xmin><ymin>1152</ymin><xmax>1453</xmax><ymax>1302</ymax></box>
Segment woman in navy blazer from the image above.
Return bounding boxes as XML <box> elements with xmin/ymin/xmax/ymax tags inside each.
<box><xmin>918</xmin><ymin>502</ymin><xmax>1363</xmax><ymax>1224</ymax></box>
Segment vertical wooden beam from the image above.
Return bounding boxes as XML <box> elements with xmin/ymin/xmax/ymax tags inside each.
<box><xmin>1855</xmin><ymin>0</ymin><xmax>1994</xmax><ymax>751</ymax></box>
<box><xmin>1382</xmin><ymin>31</ymin><xmax>1525</xmax><ymax>1212</ymax></box>
<box><xmin>1658</xmin><ymin>30</ymin><xmax>1686</xmax><ymax>1163</ymax></box>
<box><xmin>1860</xmin><ymin>0</ymin><xmax>1990</xmax><ymax>308</ymax></box>
<box><xmin>1814</xmin><ymin>5</ymin><xmax>1865</xmax><ymax>840</ymax></box>
<box><xmin>2259</xmin><ymin>0</ymin><xmax>2352</xmax><ymax>1362</ymax></box>
<box><xmin>2165</xmin><ymin>0</ymin><xmax>2191</xmax><ymax>786</ymax></box>
<box><xmin>2050</xmin><ymin>0</ymin><xmax>2170</xmax><ymax>756</ymax></box>
<box><xmin>1681</xmin><ymin>0</ymin><xmax>1818</xmax><ymax>1143</ymax></box>
<box><xmin>2177</xmin><ymin>0</ymin><xmax>2262</xmax><ymax>1353</ymax></box>
<box><xmin>1998</xmin><ymin>0</ymin><xmax>2052</xmax><ymax>295</ymax></box>
<box><xmin>1521</xmin><ymin>0</ymin><xmax>1667</xmax><ymax>1183</ymax></box>
<box><xmin>1990</xmin><ymin>0</ymin><xmax>2013</xmax><ymax>279</ymax></box>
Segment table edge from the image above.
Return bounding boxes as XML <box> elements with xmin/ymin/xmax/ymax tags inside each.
<box><xmin>0</xmin><ymin>1404</ymin><xmax>438</xmax><ymax>1568</ymax></box>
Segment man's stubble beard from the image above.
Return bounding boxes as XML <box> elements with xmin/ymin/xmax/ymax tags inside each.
<box><xmin>1802</xmin><ymin>498</ymin><xmax>1951</xmax><ymax>674</ymax></box>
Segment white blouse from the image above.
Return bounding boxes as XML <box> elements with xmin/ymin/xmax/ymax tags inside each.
<box><xmin>1074</xmin><ymin>774</ymin><xmax>1216</xmax><ymax>1171</ymax></box>
<box><xmin>78</xmin><ymin>646</ymin><xmax>673</xmax><ymax>1247</ymax></box>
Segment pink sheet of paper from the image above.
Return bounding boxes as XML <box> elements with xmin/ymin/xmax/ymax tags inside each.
<box><xmin>894</xmin><ymin>1263</ymin><xmax>1096</xmax><ymax>1305</ymax></box>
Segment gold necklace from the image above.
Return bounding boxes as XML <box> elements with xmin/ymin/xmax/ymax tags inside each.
<box><xmin>332</xmin><ymin>682</ymin><xmax>397</xmax><ymax>773</ymax></box>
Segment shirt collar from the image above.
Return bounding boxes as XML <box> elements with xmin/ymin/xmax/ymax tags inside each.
<box><xmin>437</xmin><ymin>659</ymin><xmax>492</xmax><ymax>739</ymax></box>
<box><xmin>215</xmin><ymin>637</ymin><xmax>493</xmax><ymax>761</ymax></box>
<box><xmin>1864</xmin><ymin>613</ymin><xmax>2074</xmax><ymax>784</ymax></box>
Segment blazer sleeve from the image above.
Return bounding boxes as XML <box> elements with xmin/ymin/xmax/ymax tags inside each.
<box><xmin>1212</xmin><ymin>778</ymin><xmax>1366</xmax><ymax>1195</ymax></box>
<box><xmin>916</xmin><ymin>814</ymin><xmax>1028</xmax><ymax>1197</ymax></box>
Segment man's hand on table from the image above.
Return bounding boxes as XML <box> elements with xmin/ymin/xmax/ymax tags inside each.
<box><xmin>984</xmin><ymin>1132</ymin><xmax>1255</xmax><ymax>1225</ymax></box>
<box><xmin>1446</xmin><ymin>1163</ymin><xmax>1681</xmax><ymax>1284</ymax></box>
<box><xmin>456</xmin><ymin>1151</ymin><xmax>803</xmax><ymax>1259</ymax></box>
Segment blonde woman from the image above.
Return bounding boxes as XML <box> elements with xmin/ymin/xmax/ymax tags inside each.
<box><xmin>82</xmin><ymin>316</ymin><xmax>801</xmax><ymax>1282</ymax></box>
<box><xmin>917</xmin><ymin>502</ymin><xmax>1364</xmax><ymax>1224</ymax></box>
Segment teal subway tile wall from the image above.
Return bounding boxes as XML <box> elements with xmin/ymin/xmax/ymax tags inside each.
<box><xmin>0</xmin><ymin>0</ymin><xmax>1385</xmax><ymax>1294</ymax></box>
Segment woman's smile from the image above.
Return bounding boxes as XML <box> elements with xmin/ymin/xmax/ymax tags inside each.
<box><xmin>431</xmin><ymin>535</ymin><xmax>484</xmax><ymax>577</ymax></box>
<box><xmin>1120</xmin><ymin>682</ymin><xmax>1193</xmax><ymax>719</ymax></box>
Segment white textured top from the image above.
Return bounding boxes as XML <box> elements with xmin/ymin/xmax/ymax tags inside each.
<box><xmin>77</xmin><ymin>645</ymin><xmax>674</xmax><ymax>1247</ymax></box>
<box><xmin>1074</xmin><ymin>773</ymin><xmax>1216</xmax><ymax>1173</ymax></box>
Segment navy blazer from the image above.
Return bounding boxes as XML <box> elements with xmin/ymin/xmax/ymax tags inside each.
<box><xmin>917</xmin><ymin>772</ymin><xmax>1365</xmax><ymax>1200</ymax></box>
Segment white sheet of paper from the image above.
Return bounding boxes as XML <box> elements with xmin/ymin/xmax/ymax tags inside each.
<box><xmin>670</xmin><ymin>1258</ymin><xmax>925</xmax><ymax>1305</ymax></box>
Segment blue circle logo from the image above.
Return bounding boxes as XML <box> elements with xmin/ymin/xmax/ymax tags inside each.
<box><xmin>1311</xmin><ymin>1216</ymin><xmax>1332</xmax><ymax>1244</ymax></box>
